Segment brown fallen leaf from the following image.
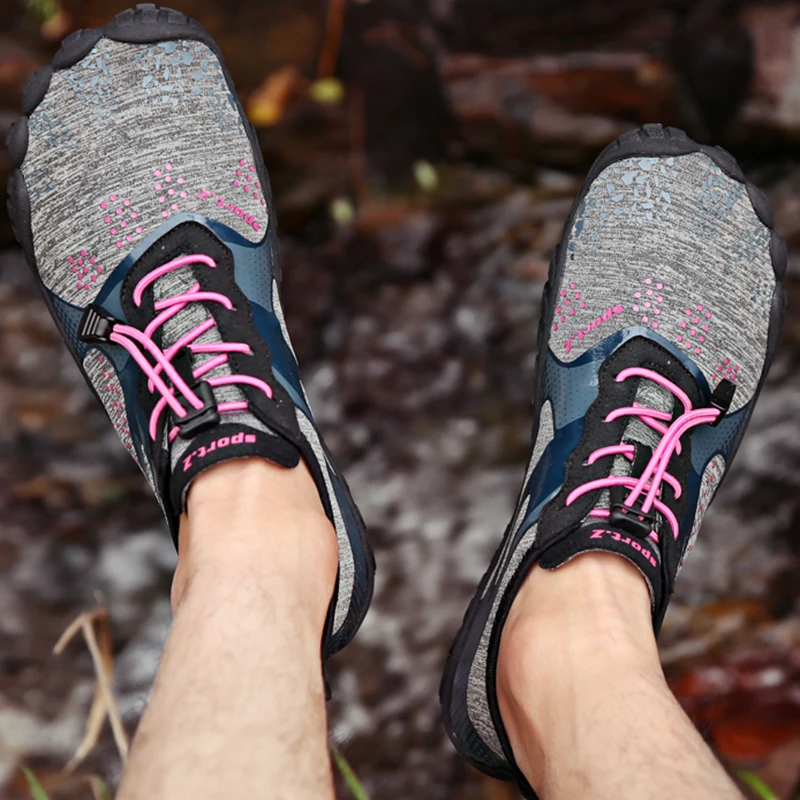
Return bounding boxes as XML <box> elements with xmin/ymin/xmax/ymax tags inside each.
<box><xmin>41</xmin><ymin>10</ymin><xmax>72</xmax><ymax>42</ymax></box>
<box><xmin>743</xmin><ymin>736</ymin><xmax>800</xmax><ymax>800</ymax></box>
<box><xmin>713</xmin><ymin>710</ymin><xmax>800</xmax><ymax>763</ymax></box>
<box><xmin>246</xmin><ymin>65</ymin><xmax>304</xmax><ymax>128</ymax></box>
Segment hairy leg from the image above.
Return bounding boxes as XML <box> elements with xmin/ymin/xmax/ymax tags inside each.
<box><xmin>497</xmin><ymin>555</ymin><xmax>742</xmax><ymax>800</ymax></box>
<box><xmin>118</xmin><ymin>459</ymin><xmax>338</xmax><ymax>800</ymax></box>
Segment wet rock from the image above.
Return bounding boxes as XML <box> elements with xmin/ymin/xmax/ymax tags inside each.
<box><xmin>740</xmin><ymin>3</ymin><xmax>800</xmax><ymax>144</ymax></box>
<box><xmin>440</xmin><ymin>0</ymin><xmax>678</xmax><ymax>56</ymax></box>
<box><xmin>671</xmin><ymin>0</ymin><xmax>754</xmax><ymax>141</ymax></box>
<box><xmin>340</xmin><ymin>6</ymin><xmax>455</xmax><ymax>182</ymax></box>
<box><xmin>58</xmin><ymin>0</ymin><xmax>327</xmax><ymax>91</ymax></box>
<box><xmin>442</xmin><ymin>51</ymin><xmax>683</xmax><ymax>170</ymax></box>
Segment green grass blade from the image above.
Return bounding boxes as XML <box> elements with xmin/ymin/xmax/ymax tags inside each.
<box><xmin>331</xmin><ymin>744</ymin><xmax>369</xmax><ymax>800</ymax></box>
<box><xmin>20</xmin><ymin>768</ymin><xmax>51</xmax><ymax>800</ymax></box>
<box><xmin>90</xmin><ymin>776</ymin><xmax>114</xmax><ymax>800</ymax></box>
<box><xmin>25</xmin><ymin>0</ymin><xmax>60</xmax><ymax>24</ymax></box>
<box><xmin>737</xmin><ymin>770</ymin><xmax>779</xmax><ymax>800</ymax></box>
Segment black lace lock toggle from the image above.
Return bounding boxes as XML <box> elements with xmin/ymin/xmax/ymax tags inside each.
<box><xmin>608</xmin><ymin>486</ymin><xmax>659</xmax><ymax>539</ymax></box>
<box><xmin>708</xmin><ymin>378</ymin><xmax>736</xmax><ymax>427</ymax></box>
<box><xmin>78</xmin><ymin>303</ymin><xmax>121</xmax><ymax>344</ymax></box>
<box><xmin>174</xmin><ymin>380</ymin><xmax>220</xmax><ymax>439</ymax></box>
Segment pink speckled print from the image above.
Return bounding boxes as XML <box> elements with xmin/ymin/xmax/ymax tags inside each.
<box><xmin>558</xmin><ymin>278</ymin><xmax>625</xmax><ymax>354</ymax></box>
<box><xmin>67</xmin><ymin>249</ymin><xmax>105</xmax><ymax>292</ymax></box>
<box><xmin>633</xmin><ymin>277</ymin><xmax>664</xmax><ymax>331</ymax></box>
<box><xmin>713</xmin><ymin>358</ymin><xmax>740</xmax><ymax>384</ymax></box>
<box><xmin>233</xmin><ymin>158</ymin><xmax>266</xmax><ymax>207</ymax></box>
<box><xmin>553</xmin><ymin>281</ymin><xmax>585</xmax><ymax>333</ymax></box>
<box><xmin>101</xmin><ymin>193</ymin><xmax>144</xmax><ymax>250</ymax></box>
<box><xmin>155</xmin><ymin>162</ymin><xmax>189</xmax><ymax>219</ymax></box>
<box><xmin>677</xmin><ymin>303</ymin><xmax>711</xmax><ymax>356</ymax></box>
<box><xmin>96</xmin><ymin>354</ymin><xmax>131</xmax><ymax>440</ymax></box>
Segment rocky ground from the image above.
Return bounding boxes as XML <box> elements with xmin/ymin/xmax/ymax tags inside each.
<box><xmin>1</xmin><ymin>1</ymin><xmax>800</xmax><ymax>798</ymax></box>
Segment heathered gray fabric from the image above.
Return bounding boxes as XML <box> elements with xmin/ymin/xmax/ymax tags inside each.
<box><xmin>481</xmin><ymin>402</ymin><xmax>554</xmax><ymax>597</ymax></box>
<box><xmin>680</xmin><ymin>454</ymin><xmax>725</xmax><ymax>572</ymax></box>
<box><xmin>552</xmin><ymin>153</ymin><xmax>774</xmax><ymax>412</ymax></box>
<box><xmin>82</xmin><ymin>348</ymin><xmax>157</xmax><ymax>494</ymax></box>
<box><xmin>467</xmin><ymin>402</ymin><xmax>553</xmax><ymax>756</ymax></box>
<box><xmin>22</xmin><ymin>38</ymin><xmax>269</xmax><ymax>309</ymax></box>
<box><xmin>522</xmin><ymin>403</ymin><xmax>555</xmax><ymax>499</ymax></box>
<box><xmin>467</xmin><ymin>523</ymin><xmax>538</xmax><ymax>758</ymax></box>
<box><xmin>296</xmin><ymin>409</ymin><xmax>353</xmax><ymax>635</ymax></box>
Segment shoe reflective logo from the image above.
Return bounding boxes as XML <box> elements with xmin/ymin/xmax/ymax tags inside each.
<box><xmin>589</xmin><ymin>528</ymin><xmax>658</xmax><ymax>568</ymax></box>
<box><xmin>183</xmin><ymin>432</ymin><xmax>258</xmax><ymax>472</ymax></box>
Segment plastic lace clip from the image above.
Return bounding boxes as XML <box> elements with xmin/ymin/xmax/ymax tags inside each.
<box><xmin>78</xmin><ymin>303</ymin><xmax>121</xmax><ymax>344</ymax></box>
<box><xmin>174</xmin><ymin>380</ymin><xmax>220</xmax><ymax>439</ymax></box>
<box><xmin>708</xmin><ymin>378</ymin><xmax>736</xmax><ymax>427</ymax></box>
<box><xmin>608</xmin><ymin>486</ymin><xmax>658</xmax><ymax>539</ymax></box>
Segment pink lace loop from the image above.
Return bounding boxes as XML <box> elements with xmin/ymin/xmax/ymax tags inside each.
<box><xmin>110</xmin><ymin>253</ymin><xmax>271</xmax><ymax>441</ymax></box>
<box><xmin>586</xmin><ymin>444</ymin><xmax>633</xmax><ymax>465</ymax></box>
<box><xmin>133</xmin><ymin>254</ymin><xmax>217</xmax><ymax>306</ymax></box>
<box><xmin>566</xmin><ymin>367</ymin><xmax>720</xmax><ymax>542</ymax></box>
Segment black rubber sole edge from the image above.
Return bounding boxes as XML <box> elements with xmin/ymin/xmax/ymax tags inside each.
<box><xmin>439</xmin><ymin>122</ymin><xmax>788</xmax><ymax>789</ymax></box>
<box><xmin>5</xmin><ymin>3</ymin><xmax>375</xmax><ymax>659</ymax></box>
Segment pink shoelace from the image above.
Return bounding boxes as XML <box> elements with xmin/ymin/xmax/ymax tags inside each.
<box><xmin>108</xmin><ymin>253</ymin><xmax>272</xmax><ymax>442</ymax></box>
<box><xmin>564</xmin><ymin>367</ymin><xmax>720</xmax><ymax>543</ymax></box>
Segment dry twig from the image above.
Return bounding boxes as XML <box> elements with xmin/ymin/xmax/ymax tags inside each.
<box><xmin>53</xmin><ymin>603</ymin><xmax>129</xmax><ymax>772</ymax></box>
<box><xmin>317</xmin><ymin>0</ymin><xmax>347</xmax><ymax>79</ymax></box>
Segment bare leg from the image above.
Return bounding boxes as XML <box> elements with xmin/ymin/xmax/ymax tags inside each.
<box><xmin>497</xmin><ymin>555</ymin><xmax>742</xmax><ymax>800</ymax></box>
<box><xmin>118</xmin><ymin>459</ymin><xmax>338</xmax><ymax>800</ymax></box>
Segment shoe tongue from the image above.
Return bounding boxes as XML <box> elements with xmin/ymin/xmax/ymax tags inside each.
<box><xmin>537</xmin><ymin>376</ymin><xmax>676</xmax><ymax>617</ymax></box>
<box><xmin>153</xmin><ymin>266</ymin><xmax>229</xmax><ymax>391</ymax></box>
<box><xmin>589</xmin><ymin>378</ymin><xmax>675</xmax><ymax>517</ymax></box>
<box><xmin>624</xmin><ymin>380</ymin><xmax>674</xmax><ymax>450</ymax></box>
<box><xmin>150</xmin><ymin>264</ymin><xmax>299</xmax><ymax>480</ymax></box>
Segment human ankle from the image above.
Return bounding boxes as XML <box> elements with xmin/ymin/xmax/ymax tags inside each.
<box><xmin>504</xmin><ymin>553</ymin><xmax>657</xmax><ymax>658</ymax></box>
<box><xmin>171</xmin><ymin>458</ymin><xmax>338</xmax><ymax>619</ymax></box>
<box><xmin>497</xmin><ymin>555</ymin><xmax>665</xmax><ymax>785</ymax></box>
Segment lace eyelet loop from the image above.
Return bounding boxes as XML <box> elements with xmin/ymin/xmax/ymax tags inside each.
<box><xmin>708</xmin><ymin>378</ymin><xmax>736</xmax><ymax>427</ymax></box>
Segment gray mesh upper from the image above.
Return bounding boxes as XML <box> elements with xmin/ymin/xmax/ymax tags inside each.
<box><xmin>22</xmin><ymin>38</ymin><xmax>269</xmax><ymax>309</ymax></box>
<box><xmin>551</xmin><ymin>153</ymin><xmax>774</xmax><ymax>413</ymax></box>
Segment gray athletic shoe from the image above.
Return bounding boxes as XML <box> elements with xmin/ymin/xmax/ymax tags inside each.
<box><xmin>440</xmin><ymin>124</ymin><xmax>786</xmax><ymax>795</ymax></box>
<box><xmin>6</xmin><ymin>4</ymin><xmax>374</xmax><ymax>659</ymax></box>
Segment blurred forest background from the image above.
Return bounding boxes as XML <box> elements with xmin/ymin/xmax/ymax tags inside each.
<box><xmin>1</xmin><ymin>0</ymin><xmax>800</xmax><ymax>798</ymax></box>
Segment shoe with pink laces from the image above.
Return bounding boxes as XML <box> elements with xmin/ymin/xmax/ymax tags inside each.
<box><xmin>6</xmin><ymin>4</ymin><xmax>374</xmax><ymax>659</ymax></box>
<box><xmin>440</xmin><ymin>124</ymin><xmax>787</xmax><ymax>796</ymax></box>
